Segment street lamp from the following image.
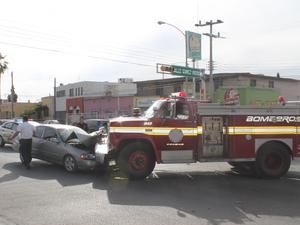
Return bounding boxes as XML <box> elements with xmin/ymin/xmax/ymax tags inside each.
<box><xmin>157</xmin><ymin>21</ymin><xmax>193</xmax><ymax>95</ymax></box>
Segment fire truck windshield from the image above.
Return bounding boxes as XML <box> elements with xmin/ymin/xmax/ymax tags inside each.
<box><xmin>144</xmin><ymin>100</ymin><xmax>164</xmax><ymax>118</ymax></box>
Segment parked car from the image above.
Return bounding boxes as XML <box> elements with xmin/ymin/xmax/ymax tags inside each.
<box><xmin>84</xmin><ymin>119</ymin><xmax>109</xmax><ymax>133</ymax></box>
<box><xmin>0</xmin><ymin>121</ymin><xmax>19</xmax><ymax>147</ymax></box>
<box><xmin>43</xmin><ymin>119</ymin><xmax>60</xmax><ymax>124</ymax></box>
<box><xmin>0</xmin><ymin>120</ymin><xmax>40</xmax><ymax>147</ymax></box>
<box><xmin>0</xmin><ymin>119</ymin><xmax>12</xmax><ymax>126</ymax></box>
<box><xmin>13</xmin><ymin>124</ymin><xmax>99</xmax><ymax>172</ymax></box>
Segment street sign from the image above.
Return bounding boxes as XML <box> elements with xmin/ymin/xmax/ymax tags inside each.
<box><xmin>157</xmin><ymin>63</ymin><xmax>205</xmax><ymax>78</ymax></box>
<box><xmin>171</xmin><ymin>65</ymin><xmax>204</xmax><ymax>77</ymax></box>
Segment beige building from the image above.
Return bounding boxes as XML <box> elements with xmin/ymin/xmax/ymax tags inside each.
<box><xmin>41</xmin><ymin>96</ymin><xmax>55</xmax><ymax>120</ymax></box>
<box><xmin>0</xmin><ymin>101</ymin><xmax>37</xmax><ymax>119</ymax></box>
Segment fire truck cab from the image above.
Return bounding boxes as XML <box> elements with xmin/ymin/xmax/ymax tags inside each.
<box><xmin>97</xmin><ymin>93</ymin><xmax>300</xmax><ymax>180</ymax></box>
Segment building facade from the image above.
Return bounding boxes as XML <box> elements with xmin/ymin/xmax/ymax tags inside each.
<box><xmin>135</xmin><ymin>73</ymin><xmax>300</xmax><ymax>105</ymax></box>
<box><xmin>0</xmin><ymin>101</ymin><xmax>37</xmax><ymax>119</ymax></box>
<box><xmin>55</xmin><ymin>80</ymin><xmax>137</xmax><ymax>123</ymax></box>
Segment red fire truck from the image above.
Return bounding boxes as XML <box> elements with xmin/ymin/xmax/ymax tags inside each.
<box><xmin>96</xmin><ymin>92</ymin><xmax>300</xmax><ymax>180</ymax></box>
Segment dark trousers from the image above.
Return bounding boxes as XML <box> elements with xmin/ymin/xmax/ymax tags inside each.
<box><xmin>19</xmin><ymin>139</ymin><xmax>32</xmax><ymax>166</ymax></box>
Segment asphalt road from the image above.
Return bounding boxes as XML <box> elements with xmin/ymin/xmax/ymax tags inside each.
<box><xmin>1</xmin><ymin>145</ymin><xmax>300</xmax><ymax>225</ymax></box>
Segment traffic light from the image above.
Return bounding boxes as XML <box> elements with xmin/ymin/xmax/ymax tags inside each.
<box><xmin>7</xmin><ymin>93</ymin><xmax>18</xmax><ymax>102</ymax></box>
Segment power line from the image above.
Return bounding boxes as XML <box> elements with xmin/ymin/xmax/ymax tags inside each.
<box><xmin>0</xmin><ymin>23</ymin><xmax>184</xmax><ymax>64</ymax></box>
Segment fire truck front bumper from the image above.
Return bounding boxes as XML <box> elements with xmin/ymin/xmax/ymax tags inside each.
<box><xmin>95</xmin><ymin>143</ymin><xmax>109</xmax><ymax>165</ymax></box>
<box><xmin>95</xmin><ymin>143</ymin><xmax>117</xmax><ymax>166</ymax></box>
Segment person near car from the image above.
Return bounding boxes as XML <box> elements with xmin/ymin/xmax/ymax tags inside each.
<box><xmin>9</xmin><ymin>116</ymin><xmax>35</xmax><ymax>169</ymax></box>
<box><xmin>76</xmin><ymin>116</ymin><xmax>88</xmax><ymax>132</ymax></box>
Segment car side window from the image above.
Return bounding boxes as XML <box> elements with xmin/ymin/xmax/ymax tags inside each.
<box><xmin>43</xmin><ymin>127</ymin><xmax>57</xmax><ymax>139</ymax></box>
<box><xmin>11</xmin><ymin>123</ymin><xmax>18</xmax><ymax>131</ymax></box>
<box><xmin>35</xmin><ymin>126</ymin><xmax>45</xmax><ymax>138</ymax></box>
<box><xmin>3</xmin><ymin>122</ymin><xmax>13</xmax><ymax>129</ymax></box>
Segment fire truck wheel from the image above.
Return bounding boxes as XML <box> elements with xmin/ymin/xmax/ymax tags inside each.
<box><xmin>256</xmin><ymin>143</ymin><xmax>291</xmax><ymax>178</ymax></box>
<box><xmin>118</xmin><ymin>142</ymin><xmax>155</xmax><ymax>180</ymax></box>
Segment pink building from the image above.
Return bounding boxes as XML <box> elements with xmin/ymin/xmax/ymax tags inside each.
<box><xmin>84</xmin><ymin>96</ymin><xmax>134</xmax><ymax>119</ymax></box>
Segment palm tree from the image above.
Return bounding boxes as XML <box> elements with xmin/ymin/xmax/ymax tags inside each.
<box><xmin>0</xmin><ymin>53</ymin><xmax>9</xmax><ymax>103</ymax></box>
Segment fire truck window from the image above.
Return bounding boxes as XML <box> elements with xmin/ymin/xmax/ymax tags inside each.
<box><xmin>159</xmin><ymin>102</ymin><xmax>174</xmax><ymax>118</ymax></box>
<box><xmin>176</xmin><ymin>103</ymin><xmax>189</xmax><ymax>120</ymax></box>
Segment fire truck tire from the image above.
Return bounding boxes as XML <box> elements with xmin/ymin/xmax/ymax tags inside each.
<box><xmin>256</xmin><ymin>143</ymin><xmax>291</xmax><ymax>178</ymax></box>
<box><xmin>118</xmin><ymin>142</ymin><xmax>155</xmax><ymax>180</ymax></box>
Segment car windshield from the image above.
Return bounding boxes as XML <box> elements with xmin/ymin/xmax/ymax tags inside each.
<box><xmin>144</xmin><ymin>100</ymin><xmax>164</xmax><ymax>118</ymax></box>
<box><xmin>57</xmin><ymin>126</ymin><xmax>88</xmax><ymax>142</ymax></box>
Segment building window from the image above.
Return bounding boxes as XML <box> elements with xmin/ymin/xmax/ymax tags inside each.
<box><xmin>75</xmin><ymin>88</ymin><xmax>78</xmax><ymax>96</ymax></box>
<box><xmin>57</xmin><ymin>90</ymin><xmax>66</xmax><ymax>97</ymax></box>
<box><xmin>269</xmin><ymin>80</ymin><xmax>274</xmax><ymax>88</ymax></box>
<box><xmin>80</xmin><ymin>87</ymin><xmax>83</xmax><ymax>96</ymax></box>
<box><xmin>69</xmin><ymin>89</ymin><xmax>74</xmax><ymax>97</ymax></box>
<box><xmin>250</xmin><ymin>79</ymin><xmax>256</xmax><ymax>87</ymax></box>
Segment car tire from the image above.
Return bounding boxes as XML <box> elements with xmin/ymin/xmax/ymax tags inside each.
<box><xmin>118</xmin><ymin>142</ymin><xmax>155</xmax><ymax>180</ymax></box>
<box><xmin>63</xmin><ymin>155</ymin><xmax>78</xmax><ymax>172</ymax></box>
<box><xmin>256</xmin><ymin>143</ymin><xmax>291</xmax><ymax>178</ymax></box>
<box><xmin>0</xmin><ymin>136</ymin><xmax>5</xmax><ymax>147</ymax></box>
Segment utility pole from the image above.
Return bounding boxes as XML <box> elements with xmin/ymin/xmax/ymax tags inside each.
<box><xmin>11</xmin><ymin>72</ymin><xmax>15</xmax><ymax>118</ymax></box>
<box><xmin>195</xmin><ymin>20</ymin><xmax>224</xmax><ymax>100</ymax></box>
<box><xmin>54</xmin><ymin>77</ymin><xmax>56</xmax><ymax>119</ymax></box>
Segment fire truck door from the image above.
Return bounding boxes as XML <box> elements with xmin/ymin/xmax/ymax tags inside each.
<box><xmin>201</xmin><ymin>116</ymin><xmax>224</xmax><ymax>158</ymax></box>
<box><xmin>157</xmin><ymin>101</ymin><xmax>196</xmax><ymax>163</ymax></box>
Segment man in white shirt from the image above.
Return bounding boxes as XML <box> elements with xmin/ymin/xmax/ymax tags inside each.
<box><xmin>10</xmin><ymin>116</ymin><xmax>35</xmax><ymax>169</ymax></box>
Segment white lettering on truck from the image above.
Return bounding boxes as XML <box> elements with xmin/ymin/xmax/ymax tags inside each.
<box><xmin>246</xmin><ymin>116</ymin><xmax>300</xmax><ymax>123</ymax></box>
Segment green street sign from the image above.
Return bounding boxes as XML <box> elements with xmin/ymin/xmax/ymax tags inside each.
<box><xmin>171</xmin><ymin>65</ymin><xmax>204</xmax><ymax>77</ymax></box>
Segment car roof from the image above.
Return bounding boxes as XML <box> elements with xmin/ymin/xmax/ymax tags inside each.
<box><xmin>38</xmin><ymin>124</ymin><xmax>77</xmax><ymax>129</ymax></box>
<box><xmin>84</xmin><ymin>119</ymin><xmax>108</xmax><ymax>121</ymax></box>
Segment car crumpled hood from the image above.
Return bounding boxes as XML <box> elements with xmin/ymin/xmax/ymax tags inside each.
<box><xmin>65</xmin><ymin>131</ymin><xmax>98</xmax><ymax>148</ymax></box>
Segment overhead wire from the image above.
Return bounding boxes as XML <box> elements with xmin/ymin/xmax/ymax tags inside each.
<box><xmin>0</xmin><ymin>23</ymin><xmax>185</xmax><ymax>65</ymax></box>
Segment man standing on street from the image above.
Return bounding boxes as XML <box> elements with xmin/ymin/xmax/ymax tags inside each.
<box><xmin>10</xmin><ymin>116</ymin><xmax>35</xmax><ymax>169</ymax></box>
<box><xmin>76</xmin><ymin>116</ymin><xmax>88</xmax><ymax>132</ymax></box>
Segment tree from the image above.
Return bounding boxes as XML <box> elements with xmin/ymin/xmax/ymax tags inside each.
<box><xmin>0</xmin><ymin>53</ymin><xmax>8</xmax><ymax>74</ymax></box>
<box><xmin>0</xmin><ymin>53</ymin><xmax>8</xmax><ymax>103</ymax></box>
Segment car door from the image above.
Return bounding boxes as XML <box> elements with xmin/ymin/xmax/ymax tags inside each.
<box><xmin>0</xmin><ymin>122</ymin><xmax>18</xmax><ymax>143</ymax></box>
<box><xmin>31</xmin><ymin>126</ymin><xmax>45</xmax><ymax>159</ymax></box>
<box><xmin>36</xmin><ymin>126</ymin><xmax>66</xmax><ymax>163</ymax></box>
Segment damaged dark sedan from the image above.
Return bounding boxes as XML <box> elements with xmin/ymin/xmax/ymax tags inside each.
<box><xmin>14</xmin><ymin>124</ymin><xmax>100</xmax><ymax>172</ymax></box>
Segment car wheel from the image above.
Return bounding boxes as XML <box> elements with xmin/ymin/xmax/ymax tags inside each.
<box><xmin>63</xmin><ymin>155</ymin><xmax>78</xmax><ymax>172</ymax></box>
<box><xmin>118</xmin><ymin>142</ymin><xmax>155</xmax><ymax>180</ymax></box>
<box><xmin>0</xmin><ymin>136</ymin><xmax>5</xmax><ymax>147</ymax></box>
<box><xmin>256</xmin><ymin>143</ymin><xmax>291</xmax><ymax>178</ymax></box>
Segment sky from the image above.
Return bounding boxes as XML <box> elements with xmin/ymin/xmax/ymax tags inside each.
<box><xmin>0</xmin><ymin>0</ymin><xmax>300</xmax><ymax>102</ymax></box>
